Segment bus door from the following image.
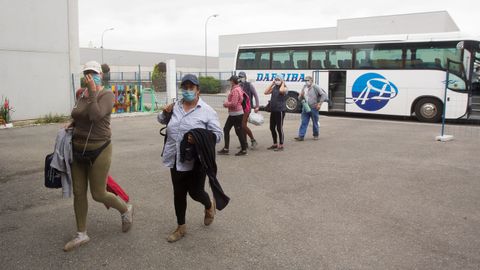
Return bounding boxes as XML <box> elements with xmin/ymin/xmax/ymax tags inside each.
<box><xmin>313</xmin><ymin>70</ymin><xmax>329</xmax><ymax>111</ymax></box>
<box><xmin>328</xmin><ymin>71</ymin><xmax>346</xmax><ymax>111</ymax></box>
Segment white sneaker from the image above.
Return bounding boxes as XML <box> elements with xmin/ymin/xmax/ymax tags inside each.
<box><xmin>121</xmin><ymin>204</ymin><xmax>133</xmax><ymax>232</ymax></box>
<box><xmin>63</xmin><ymin>232</ymin><xmax>90</xmax><ymax>252</ymax></box>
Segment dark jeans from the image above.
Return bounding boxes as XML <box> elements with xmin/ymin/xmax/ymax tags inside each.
<box><xmin>223</xmin><ymin>114</ymin><xmax>247</xmax><ymax>150</ymax></box>
<box><xmin>170</xmin><ymin>163</ymin><xmax>212</xmax><ymax>225</ymax></box>
<box><xmin>270</xmin><ymin>111</ymin><xmax>285</xmax><ymax>145</ymax></box>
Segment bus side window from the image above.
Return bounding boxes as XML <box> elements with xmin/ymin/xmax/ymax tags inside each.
<box><xmin>297</xmin><ymin>60</ymin><xmax>307</xmax><ymax>69</ymax></box>
<box><xmin>272</xmin><ymin>61</ymin><xmax>282</xmax><ymax>69</ymax></box>
<box><xmin>343</xmin><ymin>59</ymin><xmax>352</xmax><ymax>68</ymax></box>
<box><xmin>324</xmin><ymin>59</ymin><xmax>334</xmax><ymax>69</ymax></box>
<box><xmin>311</xmin><ymin>60</ymin><xmax>322</xmax><ymax>69</ymax></box>
<box><xmin>283</xmin><ymin>60</ymin><xmax>293</xmax><ymax>69</ymax></box>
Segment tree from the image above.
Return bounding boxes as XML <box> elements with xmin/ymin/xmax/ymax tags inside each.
<box><xmin>152</xmin><ymin>62</ymin><xmax>167</xmax><ymax>92</ymax></box>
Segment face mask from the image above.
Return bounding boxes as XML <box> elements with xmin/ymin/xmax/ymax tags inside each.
<box><xmin>182</xmin><ymin>90</ymin><xmax>196</xmax><ymax>101</ymax></box>
<box><xmin>92</xmin><ymin>74</ymin><xmax>102</xmax><ymax>85</ymax></box>
<box><xmin>275</xmin><ymin>81</ymin><xmax>282</xmax><ymax>86</ymax></box>
<box><xmin>239</xmin><ymin>78</ymin><xmax>245</xmax><ymax>83</ymax></box>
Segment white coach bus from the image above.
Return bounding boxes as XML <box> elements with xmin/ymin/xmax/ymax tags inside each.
<box><xmin>234</xmin><ymin>32</ymin><xmax>480</xmax><ymax>122</ymax></box>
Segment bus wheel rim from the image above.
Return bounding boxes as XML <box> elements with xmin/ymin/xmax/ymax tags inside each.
<box><xmin>421</xmin><ymin>103</ymin><xmax>437</xmax><ymax>118</ymax></box>
<box><xmin>286</xmin><ymin>97</ymin><xmax>297</xmax><ymax>111</ymax></box>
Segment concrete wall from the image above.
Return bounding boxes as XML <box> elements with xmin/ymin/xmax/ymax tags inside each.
<box><xmin>80</xmin><ymin>48</ymin><xmax>219</xmax><ymax>73</ymax></box>
<box><xmin>0</xmin><ymin>0</ymin><xmax>80</xmax><ymax>120</ymax></box>
<box><xmin>219</xmin><ymin>11</ymin><xmax>460</xmax><ymax>71</ymax></box>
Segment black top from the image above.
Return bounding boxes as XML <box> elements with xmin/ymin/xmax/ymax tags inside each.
<box><xmin>269</xmin><ymin>85</ymin><xmax>286</xmax><ymax>112</ymax></box>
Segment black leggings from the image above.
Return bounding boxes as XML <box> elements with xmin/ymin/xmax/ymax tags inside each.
<box><xmin>170</xmin><ymin>163</ymin><xmax>212</xmax><ymax>225</ymax></box>
<box><xmin>223</xmin><ymin>114</ymin><xmax>247</xmax><ymax>150</ymax></box>
<box><xmin>270</xmin><ymin>111</ymin><xmax>285</xmax><ymax>145</ymax></box>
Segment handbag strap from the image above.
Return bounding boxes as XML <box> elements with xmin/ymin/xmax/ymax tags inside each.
<box><xmin>82</xmin><ymin>122</ymin><xmax>94</xmax><ymax>155</ymax></box>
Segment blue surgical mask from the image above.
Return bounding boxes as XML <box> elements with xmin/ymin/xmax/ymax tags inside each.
<box><xmin>182</xmin><ymin>90</ymin><xmax>196</xmax><ymax>102</ymax></box>
<box><xmin>92</xmin><ymin>74</ymin><xmax>102</xmax><ymax>85</ymax></box>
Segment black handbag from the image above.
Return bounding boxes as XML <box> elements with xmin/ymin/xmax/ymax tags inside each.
<box><xmin>73</xmin><ymin>140</ymin><xmax>110</xmax><ymax>164</ymax></box>
<box><xmin>44</xmin><ymin>153</ymin><xmax>62</xmax><ymax>189</ymax></box>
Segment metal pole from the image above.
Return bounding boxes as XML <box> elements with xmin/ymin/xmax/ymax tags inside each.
<box><xmin>441</xmin><ymin>60</ymin><xmax>450</xmax><ymax>137</ymax></box>
<box><xmin>204</xmin><ymin>14</ymin><xmax>219</xmax><ymax>77</ymax></box>
<box><xmin>101</xmin><ymin>27</ymin><xmax>114</xmax><ymax>64</ymax></box>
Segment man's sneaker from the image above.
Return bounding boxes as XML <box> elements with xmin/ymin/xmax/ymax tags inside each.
<box><xmin>217</xmin><ymin>148</ymin><xmax>229</xmax><ymax>155</ymax></box>
<box><xmin>63</xmin><ymin>232</ymin><xmax>90</xmax><ymax>252</ymax></box>
<box><xmin>250</xmin><ymin>139</ymin><xmax>258</xmax><ymax>150</ymax></box>
<box><xmin>294</xmin><ymin>137</ymin><xmax>304</xmax><ymax>141</ymax></box>
<box><xmin>313</xmin><ymin>136</ymin><xmax>319</xmax><ymax>140</ymax></box>
<box><xmin>121</xmin><ymin>204</ymin><xmax>133</xmax><ymax>233</ymax></box>
<box><xmin>204</xmin><ymin>200</ymin><xmax>216</xmax><ymax>226</ymax></box>
<box><xmin>167</xmin><ymin>224</ymin><xmax>186</xmax><ymax>243</ymax></box>
<box><xmin>235</xmin><ymin>150</ymin><xmax>248</xmax><ymax>156</ymax></box>
<box><xmin>274</xmin><ymin>145</ymin><xmax>284</xmax><ymax>151</ymax></box>
<box><xmin>267</xmin><ymin>144</ymin><xmax>278</xmax><ymax>150</ymax></box>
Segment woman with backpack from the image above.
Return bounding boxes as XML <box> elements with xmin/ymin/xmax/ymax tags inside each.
<box><xmin>218</xmin><ymin>75</ymin><xmax>248</xmax><ymax>156</ymax></box>
<box><xmin>64</xmin><ymin>61</ymin><xmax>133</xmax><ymax>252</ymax></box>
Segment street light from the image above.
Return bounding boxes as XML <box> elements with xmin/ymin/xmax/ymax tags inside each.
<box><xmin>101</xmin><ymin>27</ymin><xmax>114</xmax><ymax>64</ymax></box>
<box><xmin>204</xmin><ymin>14</ymin><xmax>219</xmax><ymax>77</ymax></box>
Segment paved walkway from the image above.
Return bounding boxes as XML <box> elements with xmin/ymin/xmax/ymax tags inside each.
<box><xmin>1</xmin><ymin>111</ymin><xmax>479</xmax><ymax>270</ymax></box>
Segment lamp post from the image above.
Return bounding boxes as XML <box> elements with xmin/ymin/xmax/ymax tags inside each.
<box><xmin>204</xmin><ymin>14</ymin><xmax>219</xmax><ymax>77</ymax></box>
<box><xmin>101</xmin><ymin>27</ymin><xmax>114</xmax><ymax>64</ymax></box>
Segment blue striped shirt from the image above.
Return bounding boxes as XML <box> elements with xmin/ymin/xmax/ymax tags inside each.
<box><xmin>157</xmin><ymin>98</ymin><xmax>223</xmax><ymax>171</ymax></box>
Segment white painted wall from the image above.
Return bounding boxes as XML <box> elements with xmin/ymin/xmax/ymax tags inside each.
<box><xmin>0</xmin><ymin>0</ymin><xmax>79</xmax><ymax>120</ymax></box>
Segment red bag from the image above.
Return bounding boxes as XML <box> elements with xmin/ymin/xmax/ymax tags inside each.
<box><xmin>104</xmin><ymin>175</ymin><xmax>129</xmax><ymax>209</ymax></box>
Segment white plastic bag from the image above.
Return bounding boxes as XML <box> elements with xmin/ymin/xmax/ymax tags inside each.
<box><xmin>248</xmin><ymin>112</ymin><xmax>264</xmax><ymax>126</ymax></box>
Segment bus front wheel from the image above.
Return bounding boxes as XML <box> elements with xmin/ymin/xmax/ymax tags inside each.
<box><xmin>285</xmin><ymin>93</ymin><xmax>300</xmax><ymax>113</ymax></box>
<box><xmin>414</xmin><ymin>98</ymin><xmax>443</xmax><ymax>122</ymax></box>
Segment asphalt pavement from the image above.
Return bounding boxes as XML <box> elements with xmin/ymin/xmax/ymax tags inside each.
<box><xmin>0</xmin><ymin>109</ymin><xmax>479</xmax><ymax>270</ymax></box>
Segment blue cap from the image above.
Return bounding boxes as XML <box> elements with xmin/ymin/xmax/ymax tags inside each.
<box><xmin>238</xmin><ymin>71</ymin><xmax>246</xmax><ymax>78</ymax></box>
<box><xmin>181</xmin><ymin>74</ymin><xmax>199</xmax><ymax>86</ymax></box>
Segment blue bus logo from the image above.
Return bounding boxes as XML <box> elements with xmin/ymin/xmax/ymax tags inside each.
<box><xmin>351</xmin><ymin>73</ymin><xmax>398</xmax><ymax>111</ymax></box>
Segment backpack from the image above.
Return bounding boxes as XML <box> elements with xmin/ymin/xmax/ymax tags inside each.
<box><xmin>44</xmin><ymin>153</ymin><xmax>62</xmax><ymax>189</ymax></box>
<box><xmin>241</xmin><ymin>90</ymin><xmax>251</xmax><ymax>113</ymax></box>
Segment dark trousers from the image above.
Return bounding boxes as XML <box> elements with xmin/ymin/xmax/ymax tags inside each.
<box><xmin>223</xmin><ymin>114</ymin><xmax>247</xmax><ymax>150</ymax></box>
<box><xmin>170</xmin><ymin>163</ymin><xmax>212</xmax><ymax>225</ymax></box>
<box><xmin>270</xmin><ymin>111</ymin><xmax>285</xmax><ymax>145</ymax></box>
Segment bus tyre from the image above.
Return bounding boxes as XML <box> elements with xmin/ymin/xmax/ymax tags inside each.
<box><xmin>415</xmin><ymin>98</ymin><xmax>443</xmax><ymax>123</ymax></box>
<box><xmin>285</xmin><ymin>93</ymin><xmax>300</xmax><ymax>113</ymax></box>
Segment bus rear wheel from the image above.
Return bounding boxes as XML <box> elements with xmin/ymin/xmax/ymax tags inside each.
<box><xmin>414</xmin><ymin>98</ymin><xmax>443</xmax><ymax>122</ymax></box>
<box><xmin>285</xmin><ymin>93</ymin><xmax>300</xmax><ymax>113</ymax></box>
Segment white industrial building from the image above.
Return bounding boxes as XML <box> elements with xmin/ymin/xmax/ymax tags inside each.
<box><xmin>0</xmin><ymin>2</ymin><xmax>462</xmax><ymax>120</ymax></box>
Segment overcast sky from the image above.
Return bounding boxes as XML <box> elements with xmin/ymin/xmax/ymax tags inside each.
<box><xmin>79</xmin><ymin>0</ymin><xmax>480</xmax><ymax>56</ymax></box>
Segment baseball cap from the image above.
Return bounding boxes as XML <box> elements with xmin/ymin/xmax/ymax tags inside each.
<box><xmin>83</xmin><ymin>61</ymin><xmax>102</xmax><ymax>74</ymax></box>
<box><xmin>238</xmin><ymin>71</ymin><xmax>246</xmax><ymax>78</ymax></box>
<box><xmin>181</xmin><ymin>74</ymin><xmax>199</xmax><ymax>86</ymax></box>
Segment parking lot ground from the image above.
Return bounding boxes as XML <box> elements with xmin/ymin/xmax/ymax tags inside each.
<box><xmin>1</xmin><ymin>110</ymin><xmax>479</xmax><ymax>270</ymax></box>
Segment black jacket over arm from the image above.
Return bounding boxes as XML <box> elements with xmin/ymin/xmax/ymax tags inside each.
<box><xmin>180</xmin><ymin>128</ymin><xmax>230</xmax><ymax>211</ymax></box>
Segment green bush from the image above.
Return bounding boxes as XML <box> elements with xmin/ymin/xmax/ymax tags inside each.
<box><xmin>199</xmin><ymin>76</ymin><xmax>221</xmax><ymax>94</ymax></box>
<box><xmin>34</xmin><ymin>114</ymin><xmax>70</xmax><ymax>124</ymax></box>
